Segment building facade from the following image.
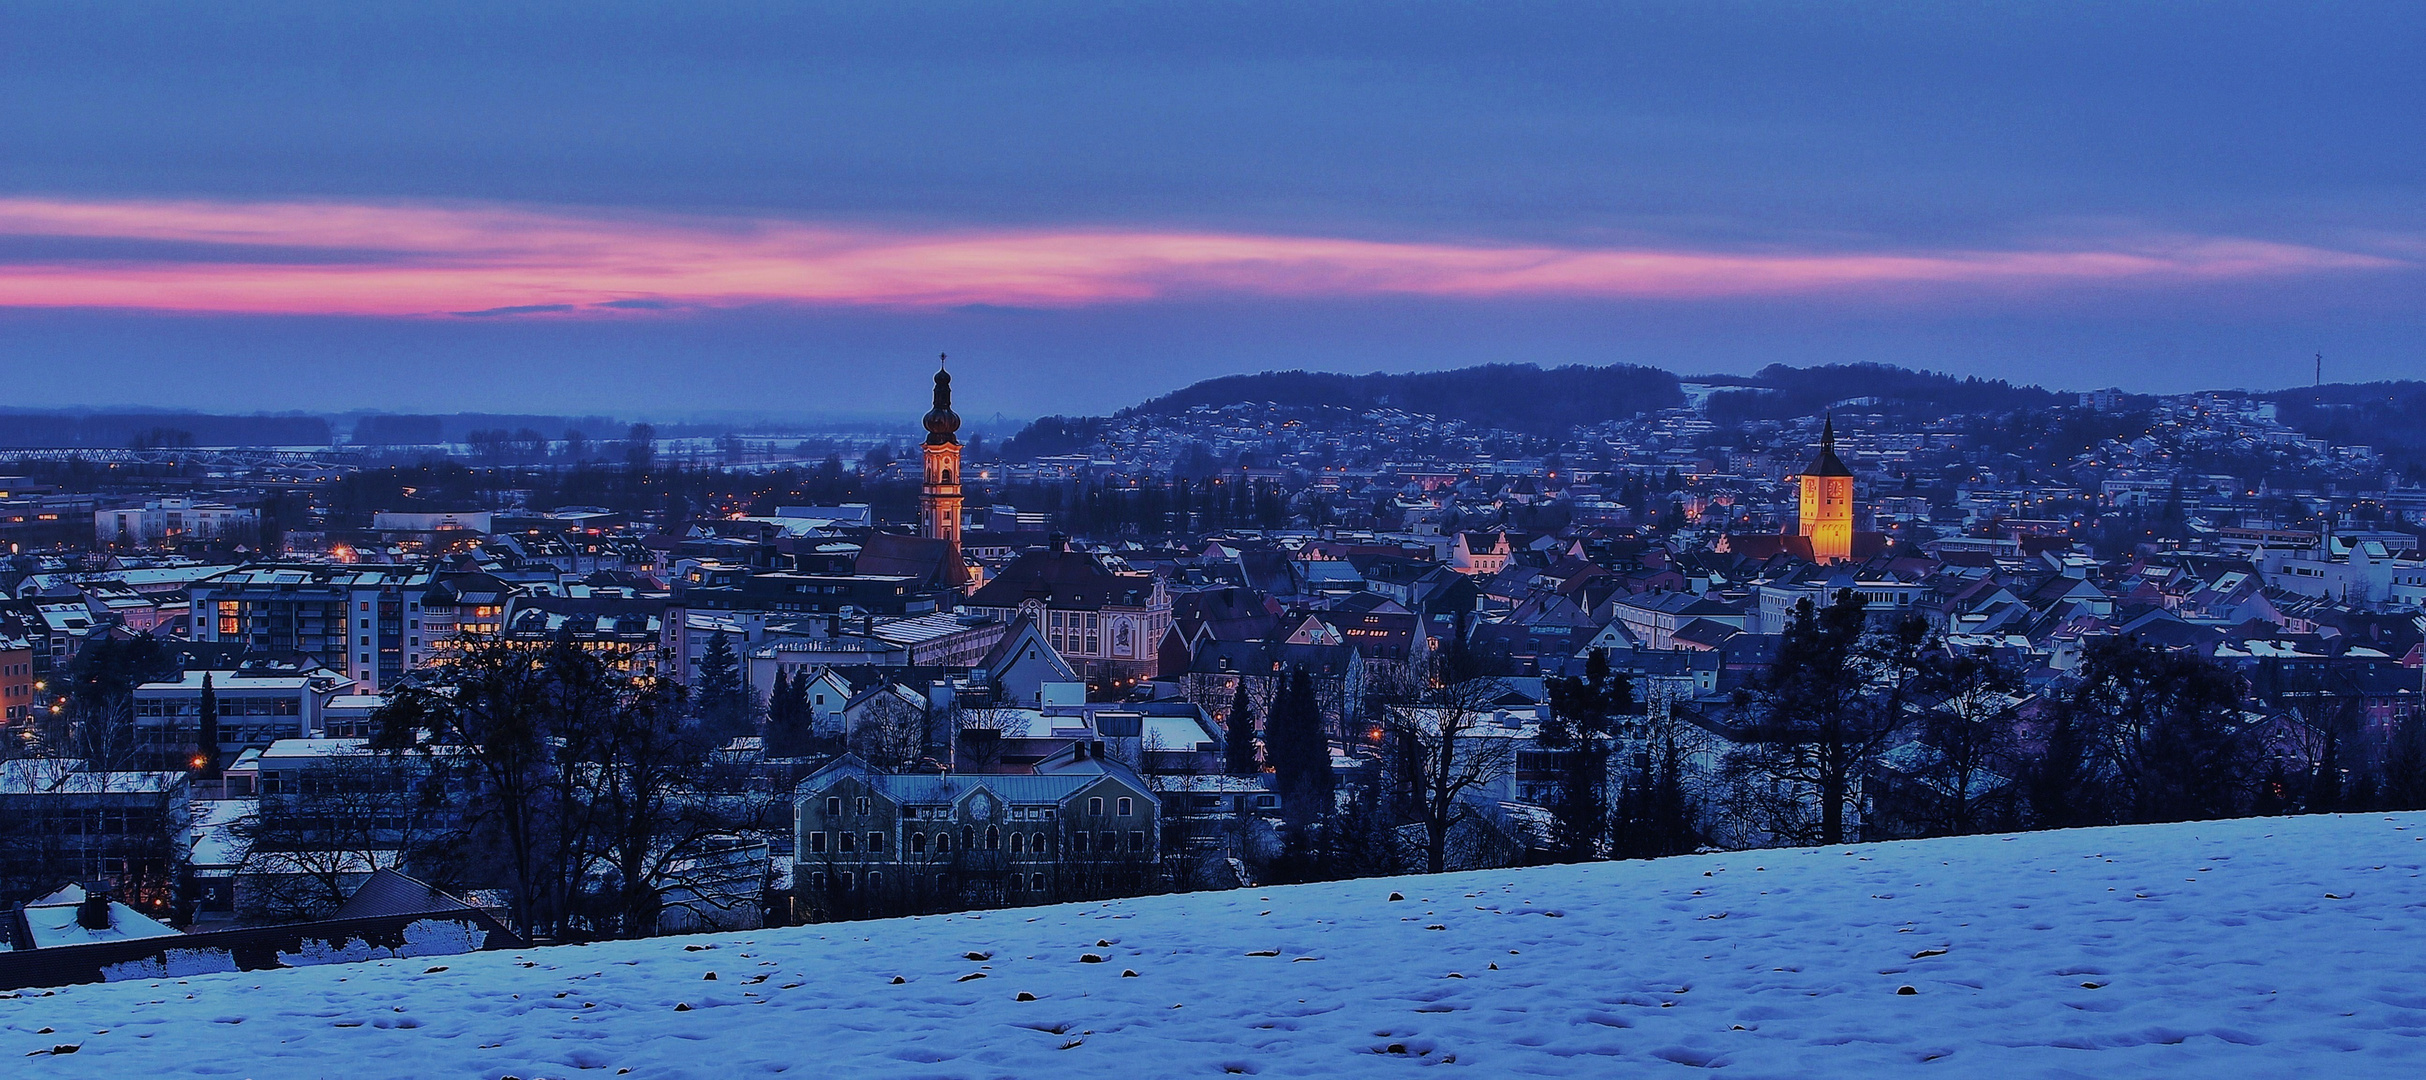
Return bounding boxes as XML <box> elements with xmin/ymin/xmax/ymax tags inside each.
<box><xmin>95</xmin><ymin>498</ymin><xmax>257</xmax><ymax>548</ymax></box>
<box><xmin>964</xmin><ymin>539</ymin><xmax>1172</xmax><ymax>688</ymax></box>
<box><xmin>189</xmin><ymin>565</ymin><xmax>436</xmax><ymax>691</ymax></box>
<box><xmin>793</xmin><ymin>752</ymin><xmax>1160</xmax><ymax>919</ymax></box>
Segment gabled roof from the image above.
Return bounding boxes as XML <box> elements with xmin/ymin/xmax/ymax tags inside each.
<box><xmin>974</xmin><ymin>617</ymin><xmax>1075</xmax><ymax>680</ymax></box>
<box><xmin>332</xmin><ymin>869</ymin><xmax>485</xmax><ymax>920</ymax></box>
<box><xmin>966</xmin><ymin>544</ymin><xmax>1157</xmax><ymax>611</ymax></box>
<box><xmin>797</xmin><ymin>753</ymin><xmax>1149</xmax><ymax>804</ymax></box>
<box><xmin>856</xmin><ymin>532</ymin><xmax>970</xmax><ymax>590</ymax></box>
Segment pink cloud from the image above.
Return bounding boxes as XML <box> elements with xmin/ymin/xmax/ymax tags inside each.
<box><xmin>0</xmin><ymin>197</ymin><xmax>2398</xmax><ymax>317</ymax></box>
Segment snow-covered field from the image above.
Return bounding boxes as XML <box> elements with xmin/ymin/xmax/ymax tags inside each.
<box><xmin>10</xmin><ymin>813</ymin><xmax>2426</xmax><ymax>1078</ymax></box>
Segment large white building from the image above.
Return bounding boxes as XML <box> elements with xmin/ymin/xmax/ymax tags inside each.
<box><xmin>133</xmin><ymin>669</ymin><xmax>355</xmax><ymax>766</ymax></box>
<box><xmin>95</xmin><ymin>498</ymin><xmax>256</xmax><ymax>547</ymax></box>
<box><xmin>2262</xmin><ymin>534</ymin><xmax>2426</xmax><ymax>607</ymax></box>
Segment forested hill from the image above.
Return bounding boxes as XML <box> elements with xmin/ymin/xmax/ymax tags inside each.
<box><xmin>998</xmin><ymin>361</ymin><xmax>2080</xmax><ymax>459</ymax></box>
<box><xmin>1694</xmin><ymin>363</ymin><xmax>2070</xmax><ymax>424</ymax></box>
<box><xmin>1120</xmin><ymin>363</ymin><xmax>1686</xmax><ymax>434</ymax></box>
<box><xmin>2269</xmin><ymin>380</ymin><xmax>2426</xmax><ymax>473</ymax></box>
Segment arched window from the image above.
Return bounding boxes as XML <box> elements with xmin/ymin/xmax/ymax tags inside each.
<box><xmin>961</xmin><ymin>825</ymin><xmax>975</xmax><ymax>850</ymax></box>
<box><xmin>1010</xmin><ymin>832</ymin><xmax>1026</xmax><ymax>854</ymax></box>
<box><xmin>935</xmin><ymin>832</ymin><xmax>952</xmax><ymax>853</ymax></box>
<box><xmin>1088</xmin><ymin>797</ymin><xmax>1104</xmax><ymax>816</ymax></box>
<box><xmin>1116</xmin><ymin>797</ymin><xmax>1132</xmax><ymax>816</ymax></box>
<box><xmin>985</xmin><ymin>826</ymin><xmax>1000</xmax><ymax>850</ymax></box>
<box><xmin>867</xmin><ymin>871</ymin><xmax>882</xmax><ymax>891</ymax></box>
<box><xmin>1033</xmin><ymin>833</ymin><xmax>1048</xmax><ymax>853</ymax></box>
<box><xmin>942</xmin><ymin>468</ymin><xmax>953</xmax><ymax>484</ymax></box>
<box><xmin>911</xmin><ymin>832</ymin><xmax>926</xmax><ymax>854</ymax></box>
<box><xmin>867</xmin><ymin>832</ymin><xmax>885</xmax><ymax>852</ymax></box>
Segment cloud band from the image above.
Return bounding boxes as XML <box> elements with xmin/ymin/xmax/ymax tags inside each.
<box><xmin>0</xmin><ymin>197</ymin><xmax>2397</xmax><ymax>317</ymax></box>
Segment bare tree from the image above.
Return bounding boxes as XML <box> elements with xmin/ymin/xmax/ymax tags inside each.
<box><xmin>848</xmin><ymin>690</ymin><xmax>928</xmax><ymax>771</ymax></box>
<box><xmin>232</xmin><ymin>750</ymin><xmax>462</xmax><ymax>923</ymax></box>
<box><xmin>575</xmin><ymin>673</ymin><xmax>744</xmax><ymax>938</ymax></box>
<box><xmin>1909</xmin><ymin>650</ymin><xmax>2025</xmax><ymax>836</ymax></box>
<box><xmin>1385</xmin><ymin>674</ymin><xmax>1520</xmax><ymax>875</ymax></box>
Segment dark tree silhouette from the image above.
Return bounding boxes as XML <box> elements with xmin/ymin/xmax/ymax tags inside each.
<box><xmin>1223</xmin><ymin>680</ymin><xmax>1260</xmax><ymax>777</ymax></box>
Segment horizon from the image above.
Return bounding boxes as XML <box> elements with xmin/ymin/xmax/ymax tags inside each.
<box><xmin>0</xmin><ymin>356</ymin><xmax>2394</xmax><ymax>429</ymax></box>
<box><xmin>3</xmin><ymin>3</ymin><xmax>2421</xmax><ymax>417</ymax></box>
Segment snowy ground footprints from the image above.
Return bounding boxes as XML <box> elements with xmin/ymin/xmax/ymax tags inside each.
<box><xmin>9</xmin><ymin>815</ymin><xmax>2426</xmax><ymax>1075</ymax></box>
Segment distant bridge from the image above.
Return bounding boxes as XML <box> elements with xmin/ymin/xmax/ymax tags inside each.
<box><xmin>0</xmin><ymin>446</ymin><xmax>366</xmax><ymax>471</ymax></box>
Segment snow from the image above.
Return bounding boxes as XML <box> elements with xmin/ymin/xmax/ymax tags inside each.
<box><xmin>13</xmin><ymin>886</ymin><xmax>181</xmax><ymax>951</ymax></box>
<box><xmin>10</xmin><ymin>813</ymin><xmax>2426</xmax><ymax>1076</ymax></box>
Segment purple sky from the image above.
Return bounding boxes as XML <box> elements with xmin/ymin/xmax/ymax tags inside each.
<box><xmin>2</xmin><ymin>2</ymin><xmax>2420</xmax><ymax>419</ymax></box>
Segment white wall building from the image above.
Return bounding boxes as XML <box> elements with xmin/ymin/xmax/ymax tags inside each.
<box><xmin>96</xmin><ymin>498</ymin><xmax>256</xmax><ymax>547</ymax></box>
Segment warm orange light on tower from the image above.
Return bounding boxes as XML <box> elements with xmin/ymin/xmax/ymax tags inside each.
<box><xmin>1798</xmin><ymin>418</ymin><xmax>1856</xmax><ymax>564</ymax></box>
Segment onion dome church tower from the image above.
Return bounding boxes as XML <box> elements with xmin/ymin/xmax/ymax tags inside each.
<box><xmin>1796</xmin><ymin>417</ymin><xmax>1856</xmax><ymax>564</ymax></box>
<box><xmin>921</xmin><ymin>355</ymin><xmax>964</xmax><ymax>553</ymax></box>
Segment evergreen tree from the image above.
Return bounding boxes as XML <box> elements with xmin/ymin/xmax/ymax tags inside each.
<box><xmin>2027</xmin><ymin>710</ymin><xmax>2094</xmax><ymax>828</ymax></box>
<box><xmin>1544</xmin><ymin>648</ymin><xmax>1632</xmax><ymax>860</ymax></box>
<box><xmin>1738</xmin><ymin>590</ymin><xmax>1876</xmax><ymax>844</ymax></box>
<box><xmin>764</xmin><ymin>668</ymin><xmax>814</xmax><ymax>758</ymax></box>
<box><xmin>1267</xmin><ymin>670</ymin><xmax>1333</xmax><ymax>829</ymax></box>
<box><xmin>1646</xmin><ymin>726</ymin><xmax>1694</xmax><ymax>855</ymax></box>
<box><xmin>196</xmin><ymin>671</ymin><xmax>221</xmax><ymax>778</ymax></box>
<box><xmin>693</xmin><ymin>632</ymin><xmax>749</xmax><ymax>737</ymax></box>
<box><xmin>2383</xmin><ymin>711</ymin><xmax>2426</xmax><ymax>810</ymax></box>
<box><xmin>1223</xmin><ymin>680</ymin><xmax>1261</xmax><ymax>776</ymax></box>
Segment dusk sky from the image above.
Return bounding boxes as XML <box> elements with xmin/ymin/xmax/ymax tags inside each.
<box><xmin>3</xmin><ymin>2</ymin><xmax>2420</xmax><ymax>420</ymax></box>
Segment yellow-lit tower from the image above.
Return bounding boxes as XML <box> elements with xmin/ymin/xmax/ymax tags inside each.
<box><xmin>1797</xmin><ymin>417</ymin><xmax>1855</xmax><ymax>563</ymax></box>
<box><xmin>921</xmin><ymin>355</ymin><xmax>964</xmax><ymax>553</ymax></box>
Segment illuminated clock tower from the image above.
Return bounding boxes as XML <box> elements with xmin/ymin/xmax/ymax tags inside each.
<box><xmin>921</xmin><ymin>355</ymin><xmax>964</xmax><ymax>553</ymax></box>
<box><xmin>1797</xmin><ymin>417</ymin><xmax>1855</xmax><ymax>564</ymax></box>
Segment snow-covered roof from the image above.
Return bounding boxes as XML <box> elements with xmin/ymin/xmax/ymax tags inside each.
<box><xmin>12</xmin><ymin>885</ymin><xmax>181</xmax><ymax>950</ymax></box>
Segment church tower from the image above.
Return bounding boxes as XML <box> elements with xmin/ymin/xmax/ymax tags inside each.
<box><xmin>1797</xmin><ymin>417</ymin><xmax>1856</xmax><ymax>563</ymax></box>
<box><xmin>921</xmin><ymin>356</ymin><xmax>964</xmax><ymax>554</ymax></box>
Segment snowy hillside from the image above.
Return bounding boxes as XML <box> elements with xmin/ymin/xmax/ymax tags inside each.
<box><xmin>10</xmin><ymin>813</ymin><xmax>2426</xmax><ymax>1078</ymax></box>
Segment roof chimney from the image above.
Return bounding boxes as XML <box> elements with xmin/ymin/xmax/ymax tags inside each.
<box><xmin>76</xmin><ymin>887</ymin><xmax>110</xmax><ymax>931</ymax></box>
